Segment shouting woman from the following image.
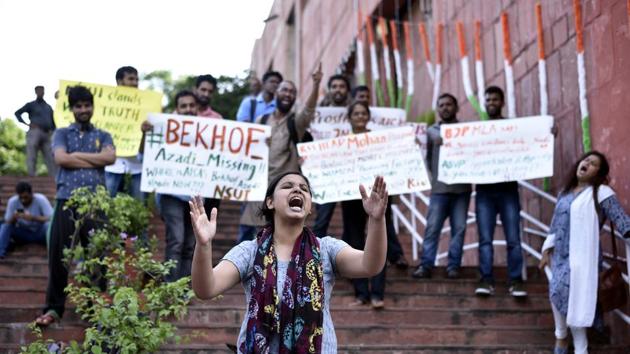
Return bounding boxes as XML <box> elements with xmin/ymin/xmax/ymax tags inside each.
<box><xmin>190</xmin><ymin>172</ymin><xmax>388</xmax><ymax>353</ymax></box>
<box><xmin>539</xmin><ymin>151</ymin><xmax>630</xmax><ymax>354</ymax></box>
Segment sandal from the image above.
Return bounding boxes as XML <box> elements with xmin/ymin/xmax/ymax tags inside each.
<box><xmin>35</xmin><ymin>310</ymin><xmax>60</xmax><ymax>327</ymax></box>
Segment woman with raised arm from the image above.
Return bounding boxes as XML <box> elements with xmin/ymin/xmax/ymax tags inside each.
<box><xmin>190</xmin><ymin>172</ymin><xmax>388</xmax><ymax>353</ymax></box>
<box><xmin>539</xmin><ymin>151</ymin><xmax>630</xmax><ymax>354</ymax></box>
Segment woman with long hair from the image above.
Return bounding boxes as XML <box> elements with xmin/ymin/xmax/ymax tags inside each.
<box><xmin>190</xmin><ymin>171</ymin><xmax>388</xmax><ymax>353</ymax></box>
<box><xmin>341</xmin><ymin>101</ymin><xmax>387</xmax><ymax>309</ymax></box>
<box><xmin>539</xmin><ymin>151</ymin><xmax>630</xmax><ymax>354</ymax></box>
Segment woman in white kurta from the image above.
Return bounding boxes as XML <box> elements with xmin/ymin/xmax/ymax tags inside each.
<box><xmin>540</xmin><ymin>151</ymin><xmax>630</xmax><ymax>354</ymax></box>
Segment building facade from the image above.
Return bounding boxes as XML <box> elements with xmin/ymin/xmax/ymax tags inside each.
<box><xmin>250</xmin><ymin>0</ymin><xmax>630</xmax><ymax>210</ymax></box>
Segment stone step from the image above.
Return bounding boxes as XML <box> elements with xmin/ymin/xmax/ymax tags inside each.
<box><xmin>0</xmin><ymin>342</ymin><xmax>626</xmax><ymax>354</ymax></box>
<box><xmin>0</xmin><ymin>304</ymin><xmax>555</xmax><ymax>327</ymax></box>
<box><xmin>0</xmin><ymin>322</ymin><xmax>556</xmax><ymax>346</ymax></box>
<box><xmin>0</xmin><ymin>286</ymin><xmax>552</xmax><ymax>310</ymax></box>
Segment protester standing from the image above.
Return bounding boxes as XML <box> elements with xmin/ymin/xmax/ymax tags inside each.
<box><xmin>238</xmin><ymin>65</ymin><xmax>322</xmax><ymax>243</ymax></box>
<box><xmin>15</xmin><ymin>86</ymin><xmax>57</xmax><ymax>176</ymax></box>
<box><xmin>104</xmin><ymin>66</ymin><xmax>144</xmax><ymax>200</ymax></box>
<box><xmin>413</xmin><ymin>93</ymin><xmax>471</xmax><ymax>279</ymax></box>
<box><xmin>35</xmin><ymin>86</ymin><xmax>116</xmax><ymax>326</ymax></box>
<box><xmin>340</xmin><ymin>101</ymin><xmax>387</xmax><ymax>309</ymax></box>
<box><xmin>474</xmin><ymin>86</ymin><xmax>527</xmax><ymax>298</ymax></box>
<box><xmin>539</xmin><ymin>151</ymin><xmax>630</xmax><ymax>354</ymax></box>
<box><xmin>194</xmin><ymin>75</ymin><xmax>222</xmax><ymax>118</ymax></box>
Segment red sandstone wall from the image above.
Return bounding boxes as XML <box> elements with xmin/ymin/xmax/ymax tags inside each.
<box><xmin>430</xmin><ymin>0</ymin><xmax>630</xmax><ymax>210</ymax></box>
<box><xmin>252</xmin><ymin>0</ymin><xmax>629</xmax><ymax>210</ymax></box>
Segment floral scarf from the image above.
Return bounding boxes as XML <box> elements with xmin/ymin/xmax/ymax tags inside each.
<box><xmin>240</xmin><ymin>225</ymin><xmax>324</xmax><ymax>354</ymax></box>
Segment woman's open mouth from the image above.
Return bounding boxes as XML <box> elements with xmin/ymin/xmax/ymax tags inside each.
<box><xmin>289</xmin><ymin>196</ymin><xmax>304</xmax><ymax>212</ymax></box>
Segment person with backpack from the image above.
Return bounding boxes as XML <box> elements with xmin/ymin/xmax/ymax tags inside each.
<box><xmin>237</xmin><ymin>64</ymin><xmax>323</xmax><ymax>243</ymax></box>
<box><xmin>236</xmin><ymin>71</ymin><xmax>282</xmax><ymax>123</ymax></box>
<box><xmin>235</xmin><ymin>72</ymin><xmax>283</xmax><ymax>244</ymax></box>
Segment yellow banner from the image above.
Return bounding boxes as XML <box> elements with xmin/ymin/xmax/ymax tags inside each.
<box><xmin>54</xmin><ymin>80</ymin><xmax>163</xmax><ymax>157</ymax></box>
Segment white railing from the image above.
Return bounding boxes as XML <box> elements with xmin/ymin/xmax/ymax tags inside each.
<box><xmin>391</xmin><ymin>180</ymin><xmax>630</xmax><ymax>325</ymax></box>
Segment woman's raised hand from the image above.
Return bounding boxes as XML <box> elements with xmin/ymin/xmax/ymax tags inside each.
<box><xmin>189</xmin><ymin>195</ymin><xmax>217</xmax><ymax>246</ymax></box>
<box><xmin>360</xmin><ymin>176</ymin><xmax>388</xmax><ymax>219</ymax></box>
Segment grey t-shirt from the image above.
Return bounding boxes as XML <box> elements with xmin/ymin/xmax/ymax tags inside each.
<box><xmin>4</xmin><ymin>193</ymin><xmax>53</xmax><ymax>231</ymax></box>
<box><xmin>222</xmin><ymin>236</ymin><xmax>349</xmax><ymax>354</ymax></box>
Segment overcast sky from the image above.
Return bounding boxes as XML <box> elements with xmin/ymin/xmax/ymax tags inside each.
<box><xmin>0</xmin><ymin>0</ymin><xmax>273</xmax><ymax>123</ymax></box>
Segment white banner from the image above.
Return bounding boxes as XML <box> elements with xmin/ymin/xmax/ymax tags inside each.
<box><xmin>310</xmin><ymin>106</ymin><xmax>407</xmax><ymax>140</ymax></box>
<box><xmin>438</xmin><ymin>115</ymin><xmax>554</xmax><ymax>184</ymax></box>
<box><xmin>298</xmin><ymin>127</ymin><xmax>431</xmax><ymax>204</ymax></box>
<box><xmin>140</xmin><ymin>113</ymin><xmax>271</xmax><ymax>201</ymax></box>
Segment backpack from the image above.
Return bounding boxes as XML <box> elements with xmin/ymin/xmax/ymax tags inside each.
<box><xmin>260</xmin><ymin>114</ymin><xmax>313</xmax><ymax>147</ymax></box>
<box><xmin>249</xmin><ymin>97</ymin><xmax>257</xmax><ymax>123</ymax></box>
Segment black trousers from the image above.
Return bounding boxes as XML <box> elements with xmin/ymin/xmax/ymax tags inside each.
<box><xmin>341</xmin><ymin>199</ymin><xmax>386</xmax><ymax>301</ymax></box>
<box><xmin>45</xmin><ymin>200</ymin><xmax>98</xmax><ymax>317</ymax></box>
<box><xmin>385</xmin><ymin>198</ymin><xmax>404</xmax><ymax>262</ymax></box>
<box><xmin>316</xmin><ymin>198</ymin><xmax>403</xmax><ymax>262</ymax></box>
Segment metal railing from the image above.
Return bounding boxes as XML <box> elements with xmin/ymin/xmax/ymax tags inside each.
<box><xmin>391</xmin><ymin>180</ymin><xmax>630</xmax><ymax>324</ymax></box>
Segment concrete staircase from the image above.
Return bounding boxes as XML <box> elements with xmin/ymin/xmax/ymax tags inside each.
<box><xmin>0</xmin><ymin>176</ymin><xmax>628</xmax><ymax>353</ymax></box>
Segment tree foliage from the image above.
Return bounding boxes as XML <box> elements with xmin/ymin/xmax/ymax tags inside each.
<box><xmin>0</xmin><ymin>118</ymin><xmax>47</xmax><ymax>176</ymax></box>
<box><xmin>142</xmin><ymin>70</ymin><xmax>250</xmax><ymax>119</ymax></box>
<box><xmin>21</xmin><ymin>187</ymin><xmax>193</xmax><ymax>353</ymax></box>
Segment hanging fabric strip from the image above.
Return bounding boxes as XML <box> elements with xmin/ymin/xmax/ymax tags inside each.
<box><xmin>418</xmin><ymin>22</ymin><xmax>434</xmax><ymax>83</ymax></box>
<box><xmin>573</xmin><ymin>0</ymin><xmax>591</xmax><ymax>152</ymax></box>
<box><xmin>378</xmin><ymin>17</ymin><xmax>395</xmax><ymax>107</ymax></box>
<box><xmin>403</xmin><ymin>21</ymin><xmax>414</xmax><ymax>114</ymax></box>
<box><xmin>474</xmin><ymin>20</ymin><xmax>488</xmax><ymax>119</ymax></box>
<box><xmin>389</xmin><ymin>20</ymin><xmax>404</xmax><ymax>108</ymax></box>
<box><xmin>356</xmin><ymin>2</ymin><xmax>366</xmax><ymax>85</ymax></box>
<box><xmin>456</xmin><ymin>21</ymin><xmax>484</xmax><ymax>118</ymax></box>
<box><xmin>366</xmin><ymin>16</ymin><xmax>385</xmax><ymax>106</ymax></box>
<box><xmin>431</xmin><ymin>23</ymin><xmax>443</xmax><ymax>110</ymax></box>
<box><xmin>501</xmin><ymin>12</ymin><xmax>517</xmax><ymax>118</ymax></box>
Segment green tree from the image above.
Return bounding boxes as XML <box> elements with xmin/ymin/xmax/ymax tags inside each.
<box><xmin>142</xmin><ymin>70</ymin><xmax>250</xmax><ymax>119</ymax></box>
<box><xmin>0</xmin><ymin>118</ymin><xmax>47</xmax><ymax>176</ymax></box>
<box><xmin>21</xmin><ymin>187</ymin><xmax>193</xmax><ymax>353</ymax></box>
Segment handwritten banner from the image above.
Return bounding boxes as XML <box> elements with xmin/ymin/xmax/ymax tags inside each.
<box><xmin>437</xmin><ymin>115</ymin><xmax>554</xmax><ymax>184</ymax></box>
<box><xmin>310</xmin><ymin>106</ymin><xmax>408</xmax><ymax>140</ymax></box>
<box><xmin>298</xmin><ymin>126</ymin><xmax>431</xmax><ymax>204</ymax></box>
<box><xmin>140</xmin><ymin>113</ymin><xmax>271</xmax><ymax>201</ymax></box>
<box><xmin>54</xmin><ymin>80</ymin><xmax>163</xmax><ymax>157</ymax></box>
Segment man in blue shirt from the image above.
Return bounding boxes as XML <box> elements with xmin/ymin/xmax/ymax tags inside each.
<box><xmin>235</xmin><ymin>71</ymin><xmax>282</xmax><ymax>243</ymax></box>
<box><xmin>235</xmin><ymin>71</ymin><xmax>282</xmax><ymax>122</ymax></box>
<box><xmin>0</xmin><ymin>182</ymin><xmax>52</xmax><ymax>258</ymax></box>
<box><xmin>15</xmin><ymin>86</ymin><xmax>57</xmax><ymax>176</ymax></box>
<box><xmin>35</xmin><ymin>86</ymin><xmax>116</xmax><ymax>326</ymax></box>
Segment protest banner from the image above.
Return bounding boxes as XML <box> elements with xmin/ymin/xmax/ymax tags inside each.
<box><xmin>437</xmin><ymin>115</ymin><xmax>554</xmax><ymax>184</ymax></box>
<box><xmin>54</xmin><ymin>80</ymin><xmax>163</xmax><ymax>157</ymax></box>
<box><xmin>298</xmin><ymin>126</ymin><xmax>431</xmax><ymax>204</ymax></box>
<box><xmin>140</xmin><ymin>113</ymin><xmax>271</xmax><ymax>201</ymax></box>
<box><xmin>310</xmin><ymin>106</ymin><xmax>407</xmax><ymax>140</ymax></box>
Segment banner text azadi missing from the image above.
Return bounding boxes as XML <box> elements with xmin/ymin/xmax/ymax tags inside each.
<box><xmin>141</xmin><ymin>113</ymin><xmax>271</xmax><ymax>202</ymax></box>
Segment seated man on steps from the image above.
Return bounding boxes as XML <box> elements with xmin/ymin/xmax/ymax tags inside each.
<box><xmin>0</xmin><ymin>182</ymin><xmax>52</xmax><ymax>258</ymax></box>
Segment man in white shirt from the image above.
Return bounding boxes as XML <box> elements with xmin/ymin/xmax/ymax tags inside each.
<box><xmin>104</xmin><ymin>66</ymin><xmax>144</xmax><ymax>200</ymax></box>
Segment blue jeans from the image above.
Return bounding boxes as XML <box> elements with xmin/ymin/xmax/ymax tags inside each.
<box><xmin>475</xmin><ymin>188</ymin><xmax>523</xmax><ymax>283</ymax></box>
<box><xmin>105</xmin><ymin>172</ymin><xmax>144</xmax><ymax>201</ymax></box>
<box><xmin>0</xmin><ymin>222</ymin><xmax>48</xmax><ymax>257</ymax></box>
<box><xmin>420</xmin><ymin>192</ymin><xmax>471</xmax><ymax>271</ymax></box>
